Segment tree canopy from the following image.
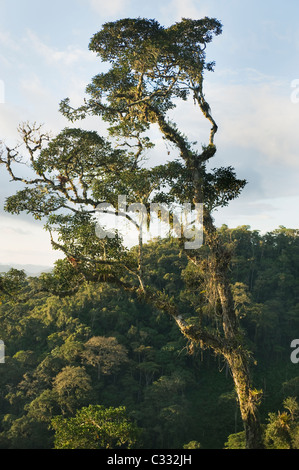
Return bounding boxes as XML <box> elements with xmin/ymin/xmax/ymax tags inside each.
<box><xmin>0</xmin><ymin>227</ymin><xmax>299</xmax><ymax>448</ymax></box>
<box><xmin>0</xmin><ymin>17</ymin><xmax>270</xmax><ymax>449</ymax></box>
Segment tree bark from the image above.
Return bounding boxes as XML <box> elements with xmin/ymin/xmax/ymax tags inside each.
<box><xmin>152</xmin><ymin>102</ymin><xmax>264</xmax><ymax>448</ymax></box>
<box><xmin>225</xmin><ymin>351</ymin><xmax>263</xmax><ymax>448</ymax></box>
<box><xmin>203</xmin><ymin>212</ymin><xmax>264</xmax><ymax>448</ymax></box>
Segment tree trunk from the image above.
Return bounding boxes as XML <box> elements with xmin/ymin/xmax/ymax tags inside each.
<box><xmin>205</xmin><ymin>213</ymin><xmax>264</xmax><ymax>448</ymax></box>
<box><xmin>149</xmin><ymin>94</ymin><xmax>264</xmax><ymax>448</ymax></box>
<box><xmin>225</xmin><ymin>349</ymin><xmax>263</xmax><ymax>448</ymax></box>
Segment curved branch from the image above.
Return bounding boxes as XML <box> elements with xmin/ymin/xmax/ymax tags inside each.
<box><xmin>191</xmin><ymin>80</ymin><xmax>218</xmax><ymax>146</ymax></box>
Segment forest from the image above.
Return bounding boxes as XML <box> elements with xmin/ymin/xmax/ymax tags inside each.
<box><xmin>1</xmin><ymin>225</ymin><xmax>299</xmax><ymax>449</ymax></box>
<box><xmin>1</xmin><ymin>17</ymin><xmax>298</xmax><ymax>450</ymax></box>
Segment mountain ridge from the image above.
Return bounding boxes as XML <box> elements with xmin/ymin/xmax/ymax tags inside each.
<box><xmin>0</xmin><ymin>263</ymin><xmax>53</xmax><ymax>277</ymax></box>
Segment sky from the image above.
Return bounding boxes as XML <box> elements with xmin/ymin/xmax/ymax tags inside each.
<box><xmin>0</xmin><ymin>0</ymin><xmax>299</xmax><ymax>267</ymax></box>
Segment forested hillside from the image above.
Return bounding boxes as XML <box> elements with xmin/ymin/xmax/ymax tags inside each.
<box><xmin>1</xmin><ymin>225</ymin><xmax>299</xmax><ymax>449</ymax></box>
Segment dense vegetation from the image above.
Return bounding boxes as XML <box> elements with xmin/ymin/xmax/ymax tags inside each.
<box><xmin>1</xmin><ymin>17</ymin><xmax>298</xmax><ymax>449</ymax></box>
<box><xmin>0</xmin><ymin>17</ymin><xmax>262</xmax><ymax>447</ymax></box>
<box><xmin>1</xmin><ymin>225</ymin><xmax>299</xmax><ymax>449</ymax></box>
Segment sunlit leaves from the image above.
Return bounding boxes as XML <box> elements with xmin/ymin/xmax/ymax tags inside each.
<box><xmin>61</xmin><ymin>17</ymin><xmax>222</xmax><ymax>132</ymax></box>
<box><xmin>51</xmin><ymin>405</ymin><xmax>141</xmax><ymax>449</ymax></box>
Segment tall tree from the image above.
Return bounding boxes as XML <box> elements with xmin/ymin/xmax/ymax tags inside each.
<box><xmin>82</xmin><ymin>336</ymin><xmax>128</xmax><ymax>379</ymax></box>
<box><xmin>0</xmin><ymin>18</ymin><xmax>263</xmax><ymax>447</ymax></box>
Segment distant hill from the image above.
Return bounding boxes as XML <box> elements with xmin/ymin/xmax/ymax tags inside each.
<box><xmin>0</xmin><ymin>263</ymin><xmax>53</xmax><ymax>277</ymax></box>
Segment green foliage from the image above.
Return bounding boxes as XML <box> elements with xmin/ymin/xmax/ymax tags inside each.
<box><xmin>224</xmin><ymin>432</ymin><xmax>246</xmax><ymax>449</ymax></box>
<box><xmin>183</xmin><ymin>440</ymin><xmax>201</xmax><ymax>449</ymax></box>
<box><xmin>226</xmin><ymin>397</ymin><xmax>299</xmax><ymax>450</ymax></box>
<box><xmin>0</xmin><ymin>227</ymin><xmax>299</xmax><ymax>448</ymax></box>
<box><xmin>82</xmin><ymin>336</ymin><xmax>128</xmax><ymax>378</ymax></box>
<box><xmin>52</xmin><ymin>366</ymin><xmax>94</xmax><ymax>415</ymax></box>
<box><xmin>1</xmin><ymin>17</ymin><xmax>299</xmax><ymax>450</ymax></box>
<box><xmin>51</xmin><ymin>405</ymin><xmax>141</xmax><ymax>449</ymax></box>
<box><xmin>0</xmin><ymin>269</ymin><xmax>28</xmax><ymax>302</ymax></box>
<box><xmin>263</xmin><ymin>397</ymin><xmax>299</xmax><ymax>449</ymax></box>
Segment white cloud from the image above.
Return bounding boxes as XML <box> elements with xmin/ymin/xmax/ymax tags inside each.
<box><xmin>0</xmin><ymin>215</ymin><xmax>61</xmax><ymax>265</ymax></box>
<box><xmin>213</xmin><ymin>194</ymin><xmax>299</xmax><ymax>233</ymax></box>
<box><xmin>20</xmin><ymin>74</ymin><xmax>51</xmax><ymax>100</ymax></box>
<box><xmin>168</xmin><ymin>70</ymin><xmax>299</xmax><ymax>170</ymax></box>
<box><xmin>160</xmin><ymin>0</ymin><xmax>211</xmax><ymax>23</ymax></box>
<box><xmin>0</xmin><ymin>31</ymin><xmax>22</xmax><ymax>68</ymax></box>
<box><xmin>171</xmin><ymin>0</ymin><xmax>206</xmax><ymax>18</ymax></box>
<box><xmin>25</xmin><ymin>30</ymin><xmax>97</xmax><ymax>67</ymax></box>
<box><xmin>0</xmin><ymin>31</ymin><xmax>20</xmax><ymax>52</ymax></box>
<box><xmin>0</xmin><ymin>103</ymin><xmax>28</xmax><ymax>143</ymax></box>
<box><xmin>212</xmin><ymin>81</ymin><xmax>299</xmax><ymax>168</ymax></box>
<box><xmin>161</xmin><ymin>69</ymin><xmax>299</xmax><ymax>225</ymax></box>
<box><xmin>88</xmin><ymin>0</ymin><xmax>128</xmax><ymax>17</ymax></box>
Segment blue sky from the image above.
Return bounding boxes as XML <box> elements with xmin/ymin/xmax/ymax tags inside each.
<box><xmin>0</xmin><ymin>0</ymin><xmax>299</xmax><ymax>266</ymax></box>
